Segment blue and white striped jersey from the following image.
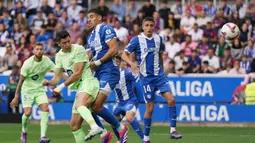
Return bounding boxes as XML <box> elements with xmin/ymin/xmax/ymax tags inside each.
<box><xmin>125</xmin><ymin>33</ymin><xmax>164</xmax><ymax>77</ymax></box>
<box><xmin>114</xmin><ymin>69</ymin><xmax>138</xmax><ymax>102</ymax></box>
<box><xmin>87</xmin><ymin>23</ymin><xmax>118</xmax><ymax>72</ymax></box>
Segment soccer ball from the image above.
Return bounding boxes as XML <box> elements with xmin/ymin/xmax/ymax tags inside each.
<box><xmin>220</xmin><ymin>23</ymin><xmax>240</xmax><ymax>40</ymax></box>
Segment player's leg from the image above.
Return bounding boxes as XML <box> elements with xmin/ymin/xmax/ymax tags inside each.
<box><xmin>157</xmin><ymin>77</ymin><xmax>182</xmax><ymax>139</ymax></box>
<box><xmin>124</xmin><ymin>102</ymin><xmax>143</xmax><ymax>141</ymax></box>
<box><xmin>70</xmin><ymin>112</ymin><xmax>85</xmax><ymax>143</ymax></box>
<box><xmin>111</xmin><ymin>104</ymin><xmax>123</xmax><ymax>141</ymax></box>
<box><xmin>36</xmin><ymin>95</ymin><xmax>51</xmax><ymax>143</ymax></box>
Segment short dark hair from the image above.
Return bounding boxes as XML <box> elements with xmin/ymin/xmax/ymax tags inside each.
<box><xmin>142</xmin><ymin>17</ymin><xmax>155</xmax><ymax>24</ymax></box>
<box><xmin>203</xmin><ymin>61</ymin><xmax>209</xmax><ymax>65</ymax></box>
<box><xmin>56</xmin><ymin>30</ymin><xmax>70</xmax><ymax>43</ymax></box>
<box><xmin>34</xmin><ymin>42</ymin><xmax>44</xmax><ymax>47</ymax></box>
<box><xmin>87</xmin><ymin>8</ymin><xmax>103</xmax><ymax>17</ymax></box>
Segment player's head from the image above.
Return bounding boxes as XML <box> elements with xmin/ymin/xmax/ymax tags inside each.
<box><xmin>142</xmin><ymin>17</ymin><xmax>155</xmax><ymax>37</ymax></box>
<box><xmin>115</xmin><ymin>55</ymin><xmax>121</xmax><ymax>67</ymax></box>
<box><xmin>87</xmin><ymin>9</ymin><xmax>103</xmax><ymax>30</ymax></box>
<box><xmin>33</xmin><ymin>42</ymin><xmax>44</xmax><ymax>59</ymax></box>
<box><xmin>56</xmin><ymin>30</ymin><xmax>72</xmax><ymax>52</ymax></box>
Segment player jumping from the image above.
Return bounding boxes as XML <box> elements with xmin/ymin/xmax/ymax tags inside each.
<box><xmin>86</xmin><ymin>9</ymin><xmax>128</xmax><ymax>143</ymax></box>
<box><xmin>10</xmin><ymin>43</ymin><xmax>54</xmax><ymax>143</ymax></box>
<box><xmin>43</xmin><ymin>30</ymin><xmax>103</xmax><ymax>143</ymax></box>
<box><xmin>112</xmin><ymin>55</ymin><xmax>144</xmax><ymax>142</ymax></box>
<box><xmin>122</xmin><ymin>17</ymin><xmax>182</xmax><ymax>143</ymax></box>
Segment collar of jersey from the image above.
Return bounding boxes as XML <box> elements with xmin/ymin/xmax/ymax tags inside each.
<box><xmin>141</xmin><ymin>32</ymin><xmax>155</xmax><ymax>40</ymax></box>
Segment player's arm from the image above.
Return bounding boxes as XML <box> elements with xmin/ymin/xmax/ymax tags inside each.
<box><xmin>159</xmin><ymin>36</ymin><xmax>165</xmax><ymax>71</ymax></box>
<box><xmin>14</xmin><ymin>75</ymin><xmax>25</xmax><ymax>98</ymax></box>
<box><xmin>122</xmin><ymin>37</ymin><xmax>139</xmax><ymax>71</ymax></box>
<box><xmin>64</xmin><ymin>62</ymin><xmax>84</xmax><ymax>86</ymax></box>
<box><xmin>45</xmin><ymin>68</ymin><xmax>63</xmax><ymax>86</ymax></box>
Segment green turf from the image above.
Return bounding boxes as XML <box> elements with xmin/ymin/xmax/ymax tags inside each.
<box><xmin>1</xmin><ymin>123</ymin><xmax>255</xmax><ymax>143</ymax></box>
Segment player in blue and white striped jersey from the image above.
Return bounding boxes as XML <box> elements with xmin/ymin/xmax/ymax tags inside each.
<box><xmin>112</xmin><ymin>55</ymin><xmax>144</xmax><ymax>142</ymax></box>
<box><xmin>122</xmin><ymin>17</ymin><xmax>182</xmax><ymax>143</ymax></box>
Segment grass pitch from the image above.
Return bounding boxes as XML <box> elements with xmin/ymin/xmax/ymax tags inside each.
<box><xmin>0</xmin><ymin>123</ymin><xmax>255</xmax><ymax>143</ymax></box>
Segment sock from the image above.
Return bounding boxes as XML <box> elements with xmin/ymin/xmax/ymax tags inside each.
<box><xmin>143</xmin><ymin>118</ymin><xmax>151</xmax><ymax>141</ymax></box>
<box><xmin>22</xmin><ymin>114</ymin><xmax>30</xmax><ymax>132</ymax></box>
<box><xmin>112</xmin><ymin>127</ymin><xmax>120</xmax><ymax>140</ymax></box>
<box><xmin>169</xmin><ymin>106</ymin><xmax>177</xmax><ymax>133</ymax></box>
<box><xmin>97</xmin><ymin>107</ymin><xmax>124</xmax><ymax>131</ymax></box>
<box><xmin>40</xmin><ymin>112</ymin><xmax>49</xmax><ymax>138</ymax></box>
<box><xmin>77</xmin><ymin>106</ymin><xmax>98</xmax><ymax>129</ymax></box>
<box><xmin>92</xmin><ymin>112</ymin><xmax>105</xmax><ymax>129</ymax></box>
<box><xmin>72</xmin><ymin>128</ymin><xmax>85</xmax><ymax>143</ymax></box>
<box><xmin>130</xmin><ymin>119</ymin><xmax>144</xmax><ymax>140</ymax></box>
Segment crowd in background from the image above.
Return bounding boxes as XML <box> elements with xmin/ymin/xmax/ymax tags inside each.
<box><xmin>0</xmin><ymin>0</ymin><xmax>254</xmax><ymax>76</ymax></box>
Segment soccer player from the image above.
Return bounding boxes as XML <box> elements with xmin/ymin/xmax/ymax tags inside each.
<box><xmin>112</xmin><ymin>55</ymin><xmax>144</xmax><ymax>142</ymax></box>
<box><xmin>10</xmin><ymin>43</ymin><xmax>54</xmax><ymax>143</ymax></box>
<box><xmin>42</xmin><ymin>30</ymin><xmax>103</xmax><ymax>143</ymax></box>
<box><xmin>86</xmin><ymin>8</ymin><xmax>128</xmax><ymax>143</ymax></box>
<box><xmin>122</xmin><ymin>17</ymin><xmax>182</xmax><ymax>143</ymax></box>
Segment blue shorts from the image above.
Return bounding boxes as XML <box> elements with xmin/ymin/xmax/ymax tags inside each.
<box><xmin>113</xmin><ymin>99</ymin><xmax>138</xmax><ymax>116</ymax></box>
<box><xmin>140</xmin><ymin>75</ymin><xmax>171</xmax><ymax>103</ymax></box>
<box><xmin>95</xmin><ymin>67</ymin><xmax>120</xmax><ymax>93</ymax></box>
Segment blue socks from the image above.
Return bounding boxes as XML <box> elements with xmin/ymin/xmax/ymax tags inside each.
<box><xmin>97</xmin><ymin>107</ymin><xmax>121</xmax><ymax>129</ymax></box>
<box><xmin>169</xmin><ymin>106</ymin><xmax>177</xmax><ymax>127</ymax></box>
<box><xmin>144</xmin><ymin>118</ymin><xmax>152</xmax><ymax>137</ymax></box>
<box><xmin>130</xmin><ymin>119</ymin><xmax>144</xmax><ymax>140</ymax></box>
<box><xmin>112</xmin><ymin>127</ymin><xmax>120</xmax><ymax>140</ymax></box>
<box><xmin>92</xmin><ymin>112</ymin><xmax>105</xmax><ymax>129</ymax></box>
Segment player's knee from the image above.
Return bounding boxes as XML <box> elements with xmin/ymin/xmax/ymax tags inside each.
<box><xmin>145</xmin><ymin>107</ymin><xmax>154</xmax><ymax>117</ymax></box>
<box><xmin>166</xmin><ymin>96</ymin><xmax>176</xmax><ymax>106</ymax></box>
<box><xmin>24</xmin><ymin>111</ymin><xmax>31</xmax><ymax>117</ymax></box>
<box><xmin>125</xmin><ymin>114</ymin><xmax>134</xmax><ymax>123</ymax></box>
<box><xmin>91</xmin><ymin>104</ymin><xmax>102</xmax><ymax>113</ymax></box>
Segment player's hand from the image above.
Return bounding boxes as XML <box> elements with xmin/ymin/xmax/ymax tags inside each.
<box><xmin>130</xmin><ymin>62</ymin><xmax>139</xmax><ymax>72</ymax></box>
<box><xmin>89</xmin><ymin>62</ymin><xmax>97</xmax><ymax>70</ymax></box>
<box><xmin>53</xmin><ymin>83</ymin><xmax>65</xmax><ymax>96</ymax></box>
<box><xmin>10</xmin><ymin>96</ymin><xmax>19</xmax><ymax>108</ymax></box>
<box><xmin>42</xmin><ymin>79</ymin><xmax>50</xmax><ymax>86</ymax></box>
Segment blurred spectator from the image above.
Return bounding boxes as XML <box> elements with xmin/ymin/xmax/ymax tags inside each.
<box><xmin>77</xmin><ymin>10</ymin><xmax>87</xmax><ymax>30</ymax></box>
<box><xmin>62</xmin><ymin>0</ymin><xmax>71</xmax><ymax>8</ymax></box>
<box><xmin>16</xmin><ymin>36</ymin><xmax>32</xmax><ymax>61</ymax></box>
<box><xmin>231</xmin><ymin>38</ymin><xmax>244</xmax><ymax>60</ymax></box>
<box><xmin>165</xmin><ymin>60</ymin><xmax>176</xmax><ymax>74</ymax></box>
<box><xmin>9</xmin><ymin>23</ymin><xmax>23</xmax><ymax>45</ymax></box>
<box><xmin>1</xmin><ymin>10</ymin><xmax>13</xmax><ymax>31</ymax></box>
<box><xmin>186</xmin><ymin>0</ymin><xmax>203</xmax><ymax>17</ymax></box>
<box><xmin>153</xmin><ymin>11</ymin><xmax>164</xmax><ymax>33</ymax></box>
<box><xmin>219</xmin><ymin>0</ymin><xmax>232</xmax><ymax>19</ymax></box>
<box><xmin>106</xmin><ymin>11</ymin><xmax>119</xmax><ymax>27</ymax></box>
<box><xmin>7</xmin><ymin>65</ymin><xmax>19</xmax><ymax>113</ymax></box>
<box><xmin>53</xmin><ymin>2</ymin><xmax>63</xmax><ymax>18</ymax></box>
<box><xmin>188</xmin><ymin>50</ymin><xmax>201</xmax><ymax>73</ymax></box>
<box><xmin>0</xmin><ymin>23</ymin><xmax>9</xmax><ymax>46</ymax></box>
<box><xmin>158</xmin><ymin>0</ymin><xmax>170</xmax><ymax>29</ymax></box>
<box><xmin>40</xmin><ymin>0</ymin><xmax>53</xmax><ymax>17</ymax></box>
<box><xmin>0</xmin><ymin>0</ymin><xmax>7</xmax><ymax>18</ymax></box>
<box><xmin>245</xmin><ymin>76</ymin><xmax>255</xmax><ymax>105</ymax></box>
<box><xmin>11</xmin><ymin>1</ymin><xmax>26</xmax><ymax>18</ymax></box>
<box><xmin>167</xmin><ymin>12</ymin><xmax>177</xmax><ymax>29</ymax></box>
<box><xmin>68</xmin><ymin>22</ymin><xmax>81</xmax><ymax>44</ymax></box>
<box><xmin>203</xmin><ymin>0</ymin><xmax>217</xmax><ymax>18</ymax></box>
<box><xmin>81</xmin><ymin>23</ymin><xmax>91</xmax><ymax>46</ymax></box>
<box><xmin>229</xmin><ymin>60</ymin><xmax>246</xmax><ymax>74</ymax></box>
<box><xmin>203</xmin><ymin>22</ymin><xmax>218</xmax><ymax>43</ymax></box>
<box><xmin>111</xmin><ymin>0</ymin><xmax>125</xmax><ymax>22</ymax></box>
<box><xmin>197</xmin><ymin>35</ymin><xmax>212</xmax><ymax>56</ymax></box>
<box><xmin>14</xmin><ymin>12</ymin><xmax>28</xmax><ymax>30</ymax></box>
<box><xmin>97</xmin><ymin>0</ymin><xmax>109</xmax><ymax>19</ymax></box>
<box><xmin>175</xmin><ymin>28</ymin><xmax>185</xmax><ymax>43</ymax></box>
<box><xmin>215</xmin><ymin>37</ymin><xmax>228</xmax><ymax>58</ymax></box>
<box><xmin>132</xmin><ymin>10</ymin><xmax>144</xmax><ymax>26</ymax></box>
<box><xmin>46</xmin><ymin>12</ymin><xmax>57</xmax><ymax>34</ymax></box>
<box><xmin>44</xmin><ymin>38</ymin><xmax>56</xmax><ymax>61</ymax></box>
<box><xmin>123</xmin><ymin>15</ymin><xmax>133</xmax><ymax>33</ymax></box>
<box><xmin>2</xmin><ymin>46</ymin><xmax>18</xmax><ymax>71</ymax></box>
<box><xmin>177</xmin><ymin>61</ymin><xmax>193</xmax><ymax>75</ymax></box>
<box><xmin>126</xmin><ymin>0</ymin><xmax>140</xmax><ymax>20</ymax></box>
<box><xmin>174</xmin><ymin>50</ymin><xmax>188</xmax><ymax>70</ymax></box>
<box><xmin>231</xmin><ymin>0</ymin><xmax>247</xmax><ymax>19</ymax></box>
<box><xmin>165</xmin><ymin>35</ymin><xmax>181</xmax><ymax>59</ymax></box>
<box><xmin>202</xmin><ymin>48</ymin><xmax>220</xmax><ymax>72</ymax></box>
<box><xmin>196</xmin><ymin>10</ymin><xmax>212</xmax><ymax>28</ymax></box>
<box><xmin>31</xmin><ymin>9</ymin><xmax>48</xmax><ymax>33</ymax></box>
<box><xmin>24</xmin><ymin>0</ymin><xmax>40</xmax><ymax>17</ymax></box>
<box><xmin>180</xmin><ymin>35</ymin><xmax>197</xmax><ymax>56</ymax></box>
<box><xmin>251</xmin><ymin>58</ymin><xmax>255</xmax><ymax>72</ymax></box>
<box><xmin>240</xmin><ymin>55</ymin><xmax>251</xmax><ymax>73</ymax></box>
<box><xmin>200</xmin><ymin>61</ymin><xmax>213</xmax><ymax>73</ymax></box>
<box><xmin>171</xmin><ymin>0</ymin><xmax>184</xmax><ymax>26</ymax></box>
<box><xmin>218</xmin><ymin>63</ymin><xmax>232</xmax><ymax>74</ymax></box>
<box><xmin>141</xmin><ymin>0</ymin><xmax>156</xmax><ymax>18</ymax></box>
<box><xmin>240</xmin><ymin>23</ymin><xmax>249</xmax><ymax>47</ymax></box>
<box><xmin>53</xmin><ymin>22</ymin><xmax>64</xmax><ymax>39</ymax></box>
<box><xmin>75</xmin><ymin>36</ymin><xmax>84</xmax><ymax>46</ymax></box>
<box><xmin>180</xmin><ymin>10</ymin><xmax>195</xmax><ymax>34</ymax></box>
<box><xmin>67</xmin><ymin>0</ymin><xmax>83</xmax><ymax>21</ymax></box>
<box><xmin>244</xmin><ymin>40</ymin><xmax>255</xmax><ymax>60</ymax></box>
<box><xmin>58</xmin><ymin>10</ymin><xmax>73</xmax><ymax>29</ymax></box>
<box><xmin>114</xmin><ymin>20</ymin><xmax>129</xmax><ymax>49</ymax></box>
<box><xmin>36</xmin><ymin>25</ymin><xmax>52</xmax><ymax>44</ymax></box>
<box><xmin>188</xmin><ymin>23</ymin><xmax>203</xmax><ymax>42</ymax></box>
<box><xmin>246</xmin><ymin>0</ymin><xmax>255</xmax><ymax>23</ymax></box>
<box><xmin>230</xmin><ymin>10</ymin><xmax>242</xmax><ymax>27</ymax></box>
<box><xmin>128</xmin><ymin>24</ymin><xmax>140</xmax><ymax>40</ymax></box>
<box><xmin>212</xmin><ymin>8</ymin><xmax>227</xmax><ymax>30</ymax></box>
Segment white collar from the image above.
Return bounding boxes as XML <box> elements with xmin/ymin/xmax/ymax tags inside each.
<box><xmin>141</xmin><ymin>32</ymin><xmax>155</xmax><ymax>40</ymax></box>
